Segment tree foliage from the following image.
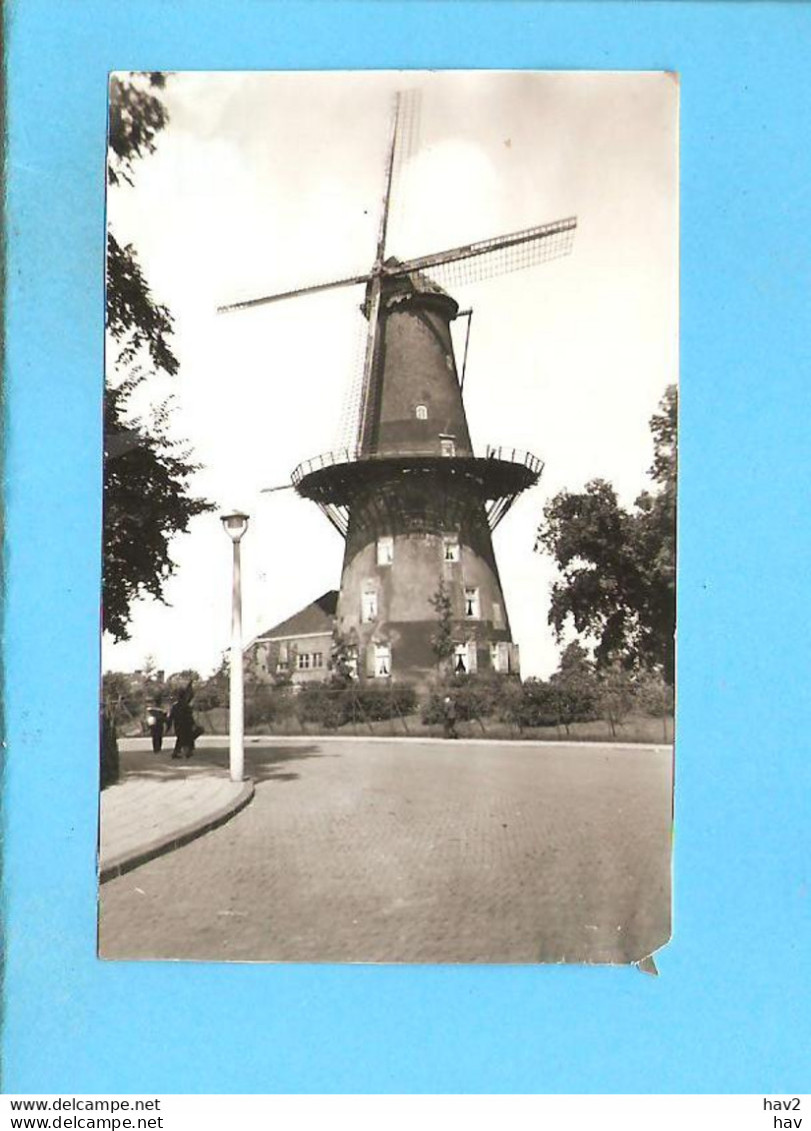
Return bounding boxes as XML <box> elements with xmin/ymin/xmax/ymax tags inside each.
<box><xmin>428</xmin><ymin>579</ymin><xmax>455</xmax><ymax>669</ymax></box>
<box><xmin>549</xmin><ymin>642</ymin><xmax>599</xmax><ymax>732</ymax></box>
<box><xmin>104</xmin><ymin>73</ymin><xmax>212</xmax><ymax>641</ymax></box>
<box><xmin>329</xmin><ymin>633</ymin><xmax>358</xmax><ymax>687</ymax></box>
<box><xmin>597</xmin><ymin>666</ymin><xmax>637</xmax><ymax>737</ymax></box>
<box><xmin>106</xmin><ymin>233</ymin><xmax>177</xmax><ymax>376</ymax></box>
<box><xmin>108</xmin><ymin>73</ymin><xmax>169</xmax><ymax>188</ymax></box>
<box><xmin>537</xmin><ymin>385</ymin><xmax>677</xmax><ymax>684</ymax></box>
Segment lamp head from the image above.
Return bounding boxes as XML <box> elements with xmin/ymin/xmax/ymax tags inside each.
<box><xmin>221</xmin><ymin>510</ymin><xmax>249</xmax><ymax>543</ymax></box>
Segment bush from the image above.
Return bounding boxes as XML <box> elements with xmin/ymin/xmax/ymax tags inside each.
<box><xmin>494</xmin><ymin>677</ymin><xmax>526</xmax><ymax>727</ymax></box>
<box><xmin>633</xmin><ymin>671</ymin><xmax>674</xmax><ymax>717</ymax></box>
<box><xmin>196</xmin><ymin>677</ymin><xmax>227</xmax><ymax>711</ymax></box>
<box><xmin>422</xmin><ymin>673</ymin><xmax>515</xmax><ymax>725</ymax></box>
<box><xmin>297</xmin><ymin>683</ymin><xmax>349</xmax><ymax>728</ymax></box>
<box><xmin>353</xmin><ymin>683</ymin><xmax>417</xmax><ymax>721</ymax></box>
<box><xmin>597</xmin><ymin>667</ymin><xmax>636</xmax><ymax>735</ymax></box>
<box><xmin>514</xmin><ymin>679</ymin><xmax>560</xmax><ymax>728</ymax></box>
<box><xmin>421</xmin><ymin>693</ymin><xmax>446</xmax><ymax>725</ymax></box>
<box><xmin>550</xmin><ymin>674</ymin><xmax>600</xmax><ymax>730</ymax></box>
<box><xmin>298</xmin><ymin>681</ymin><xmax>418</xmax><ymax>728</ymax></box>
<box><xmin>244</xmin><ymin>686</ymin><xmax>282</xmax><ymax>729</ymax></box>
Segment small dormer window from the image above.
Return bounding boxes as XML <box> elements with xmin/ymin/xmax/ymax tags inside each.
<box><xmin>415</xmin><ymin>404</ymin><xmax>428</xmax><ymax>420</ymax></box>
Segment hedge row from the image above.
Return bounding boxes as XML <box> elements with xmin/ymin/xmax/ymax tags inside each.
<box><xmin>108</xmin><ymin>669</ymin><xmax>673</xmax><ymax>737</ymax></box>
<box><xmin>421</xmin><ymin>674</ymin><xmax>599</xmax><ymax>729</ymax></box>
<box><xmin>244</xmin><ymin>682</ymin><xmax>419</xmax><ymax>729</ymax></box>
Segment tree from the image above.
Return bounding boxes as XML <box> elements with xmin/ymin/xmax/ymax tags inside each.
<box><xmin>549</xmin><ymin>642</ymin><xmax>599</xmax><ymax>733</ymax></box>
<box><xmin>597</xmin><ymin>665</ymin><xmax>636</xmax><ymax>737</ymax></box>
<box><xmin>108</xmin><ymin>73</ymin><xmax>170</xmax><ymax>188</ymax></box>
<box><xmin>104</xmin><ymin>73</ymin><xmax>212</xmax><ymax>641</ymax></box>
<box><xmin>166</xmin><ymin>669</ymin><xmax>201</xmax><ymax>692</ymax></box>
<box><xmin>428</xmin><ymin>579</ymin><xmax>455</xmax><ymax>672</ymax></box>
<box><xmin>196</xmin><ymin>656</ymin><xmax>229</xmax><ymax>710</ymax></box>
<box><xmin>536</xmin><ymin>385</ymin><xmax>677</xmax><ymax>684</ymax></box>
<box><xmin>329</xmin><ymin>633</ymin><xmax>358</xmax><ymax>687</ymax></box>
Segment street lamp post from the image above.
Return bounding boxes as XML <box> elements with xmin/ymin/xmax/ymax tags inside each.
<box><xmin>221</xmin><ymin>510</ymin><xmax>249</xmax><ymax>782</ymax></box>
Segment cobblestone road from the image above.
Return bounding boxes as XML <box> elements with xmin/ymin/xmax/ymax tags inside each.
<box><xmin>98</xmin><ymin>738</ymin><xmax>672</xmax><ymax>965</ymax></box>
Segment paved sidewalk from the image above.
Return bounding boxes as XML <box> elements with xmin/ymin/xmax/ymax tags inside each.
<box><xmin>99</xmin><ymin>741</ymin><xmax>254</xmax><ymax>881</ymax></box>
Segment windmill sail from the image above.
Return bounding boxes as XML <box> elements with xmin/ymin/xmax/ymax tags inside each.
<box><xmin>387</xmin><ymin>216</ymin><xmax>577</xmax><ymax>289</ymax></box>
<box><xmin>216</xmin><ymin>270</ymin><xmax>371</xmax><ymax>314</ymax></box>
<box><xmin>356</xmin><ymin>92</ymin><xmax>402</xmax><ymax>454</ymax></box>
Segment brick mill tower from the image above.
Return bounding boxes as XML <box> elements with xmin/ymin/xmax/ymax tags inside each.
<box><xmin>220</xmin><ymin>93</ymin><xmax>577</xmax><ymax>684</ymax></box>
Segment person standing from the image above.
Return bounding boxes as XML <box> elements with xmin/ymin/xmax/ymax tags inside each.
<box><xmin>167</xmin><ymin>685</ymin><xmax>197</xmax><ymax>759</ymax></box>
<box><xmin>442</xmin><ymin>694</ymin><xmax>458</xmax><ymax>740</ymax></box>
<box><xmin>145</xmin><ymin>703</ymin><xmax>167</xmax><ymax>753</ymax></box>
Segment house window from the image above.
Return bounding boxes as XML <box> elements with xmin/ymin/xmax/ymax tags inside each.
<box><xmin>440</xmin><ymin>436</ymin><xmax>456</xmax><ymax>457</ymax></box>
<box><xmin>277</xmin><ymin>642</ymin><xmax>289</xmax><ymax>671</ymax></box>
<box><xmin>490</xmin><ymin>642</ymin><xmax>509</xmax><ymax>673</ymax></box>
<box><xmin>297</xmin><ymin>653</ymin><xmax>311</xmax><ymax>670</ymax></box>
<box><xmin>313</xmin><ymin>652</ymin><xmax>324</xmax><ymax>669</ymax></box>
<box><xmin>443</xmin><ymin>535</ymin><xmax>460</xmax><ymax>563</ymax></box>
<box><xmin>415</xmin><ymin>404</ymin><xmax>428</xmax><ymax>420</ymax></box>
<box><xmin>377</xmin><ymin>536</ymin><xmax>394</xmax><ymax>566</ymax></box>
<box><xmin>375</xmin><ymin>644</ymin><xmax>391</xmax><ymax>678</ymax></box>
<box><xmin>464</xmin><ymin>587</ymin><xmax>480</xmax><ymax>618</ymax></box>
<box><xmin>362</xmin><ymin>588</ymin><xmax>378</xmax><ymax>622</ymax></box>
<box><xmin>453</xmin><ymin>644</ymin><xmax>468</xmax><ymax>674</ymax></box>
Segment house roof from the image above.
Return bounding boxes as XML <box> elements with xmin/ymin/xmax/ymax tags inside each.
<box><xmin>253</xmin><ymin>591</ymin><xmax>338</xmax><ymax>642</ymax></box>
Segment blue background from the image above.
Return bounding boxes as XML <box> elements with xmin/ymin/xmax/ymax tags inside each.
<box><xmin>4</xmin><ymin>0</ymin><xmax>810</xmax><ymax>1094</ymax></box>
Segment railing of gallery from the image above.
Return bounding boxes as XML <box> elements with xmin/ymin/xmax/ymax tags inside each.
<box><xmin>291</xmin><ymin>444</ymin><xmax>543</xmax><ymax>487</ymax></box>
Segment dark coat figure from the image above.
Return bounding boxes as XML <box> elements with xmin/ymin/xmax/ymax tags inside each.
<box><xmin>146</xmin><ymin>705</ymin><xmax>167</xmax><ymax>753</ymax></box>
<box><xmin>167</xmin><ymin>686</ymin><xmax>197</xmax><ymax>759</ymax></box>
<box><xmin>442</xmin><ymin>695</ymin><xmax>458</xmax><ymax>740</ymax></box>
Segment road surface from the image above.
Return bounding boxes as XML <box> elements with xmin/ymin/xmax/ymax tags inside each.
<box><xmin>99</xmin><ymin>736</ymin><xmax>672</xmax><ymax>965</ymax></box>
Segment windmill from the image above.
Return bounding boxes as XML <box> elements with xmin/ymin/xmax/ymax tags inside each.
<box><xmin>220</xmin><ymin>92</ymin><xmax>576</xmax><ymax>684</ymax></box>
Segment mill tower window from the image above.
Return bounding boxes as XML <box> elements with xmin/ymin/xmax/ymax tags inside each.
<box><xmin>443</xmin><ymin>535</ymin><xmax>460</xmax><ymax>563</ymax></box>
<box><xmin>377</xmin><ymin>536</ymin><xmax>394</xmax><ymax>566</ymax></box>
<box><xmin>362</xmin><ymin>587</ymin><xmax>378</xmax><ymax>622</ymax></box>
<box><xmin>374</xmin><ymin>644</ymin><xmax>391</xmax><ymax>678</ymax></box>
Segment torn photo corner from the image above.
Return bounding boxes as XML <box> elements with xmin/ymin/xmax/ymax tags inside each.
<box><xmin>99</xmin><ymin>70</ymin><xmax>677</xmax><ymax>966</ymax></box>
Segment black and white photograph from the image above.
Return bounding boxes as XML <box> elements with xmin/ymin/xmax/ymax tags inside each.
<box><xmin>99</xmin><ymin>70</ymin><xmax>678</xmax><ymax>965</ymax></box>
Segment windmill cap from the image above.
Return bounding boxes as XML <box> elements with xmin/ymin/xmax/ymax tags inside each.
<box><xmin>363</xmin><ymin>257</ymin><xmax>459</xmax><ymax>318</ymax></box>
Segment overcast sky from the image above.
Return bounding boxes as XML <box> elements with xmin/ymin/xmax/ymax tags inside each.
<box><xmin>104</xmin><ymin>70</ymin><xmax>678</xmax><ymax>680</ymax></box>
